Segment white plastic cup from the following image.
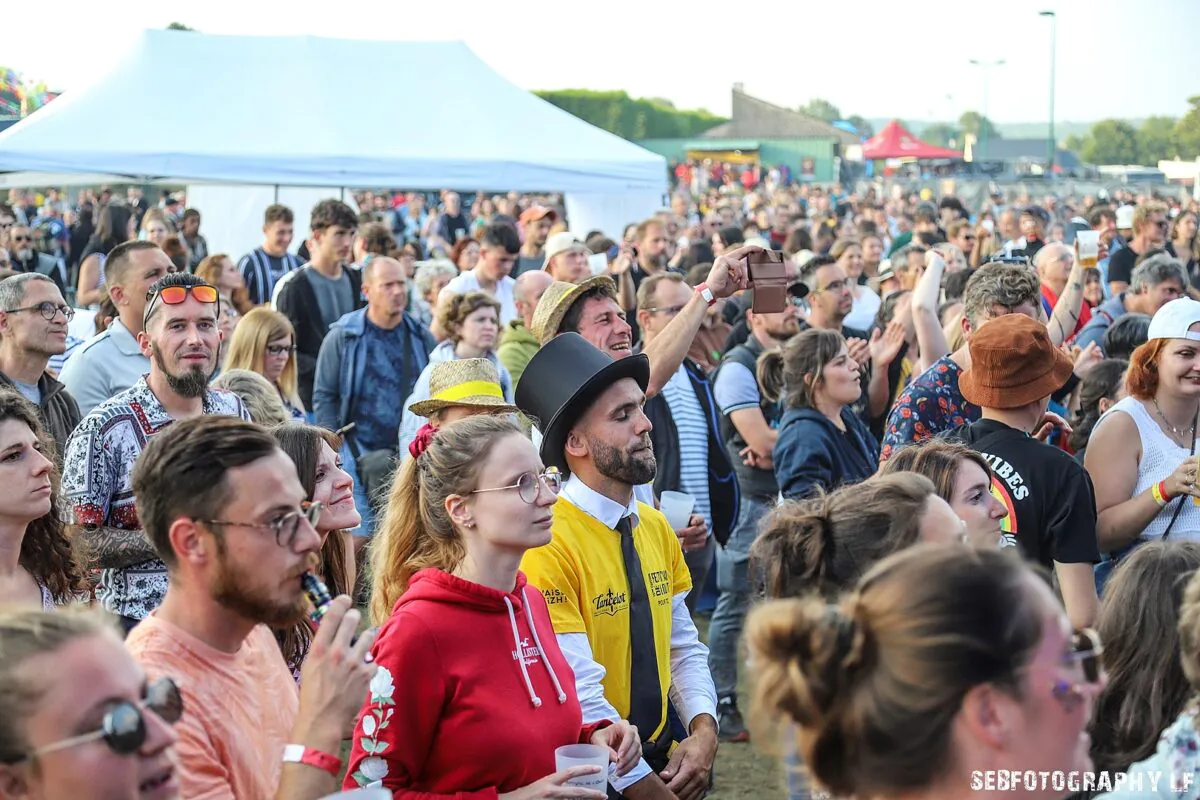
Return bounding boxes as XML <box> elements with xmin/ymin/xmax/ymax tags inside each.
<box><xmin>555</xmin><ymin>744</ymin><xmax>609</xmax><ymax>791</ymax></box>
<box><xmin>659</xmin><ymin>491</ymin><xmax>696</xmax><ymax>530</ymax></box>
<box><xmin>1075</xmin><ymin>230</ymin><xmax>1100</xmax><ymax>268</ymax></box>
<box><xmin>318</xmin><ymin>789</ymin><xmax>393</xmax><ymax>799</ymax></box>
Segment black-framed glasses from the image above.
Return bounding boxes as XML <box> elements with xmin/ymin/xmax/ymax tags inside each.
<box><xmin>204</xmin><ymin>500</ymin><xmax>323</xmax><ymax>548</ymax></box>
<box><xmin>472</xmin><ymin>468</ymin><xmax>562</xmax><ymax>504</ymax></box>
<box><xmin>4</xmin><ymin>677</ymin><xmax>182</xmax><ymax>764</ymax></box>
<box><xmin>266</xmin><ymin>344</ymin><xmax>297</xmax><ymax>357</ymax></box>
<box><xmin>5</xmin><ymin>302</ymin><xmax>75</xmax><ymax>321</ymax></box>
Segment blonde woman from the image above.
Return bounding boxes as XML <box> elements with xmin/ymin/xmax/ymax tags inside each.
<box><xmin>195</xmin><ymin>253</ymin><xmax>254</xmax><ymax>315</ymax></box>
<box><xmin>138</xmin><ymin>209</ymin><xmax>173</xmax><ymax>246</ymax></box>
<box><xmin>224</xmin><ymin>307</ymin><xmax>306</xmax><ymax>421</ymax></box>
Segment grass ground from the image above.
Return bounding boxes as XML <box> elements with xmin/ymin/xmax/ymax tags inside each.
<box><xmin>696</xmin><ymin>614</ymin><xmax>789</xmax><ymax>800</ymax></box>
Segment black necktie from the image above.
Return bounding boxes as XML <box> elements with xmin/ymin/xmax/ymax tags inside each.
<box><xmin>617</xmin><ymin>515</ymin><xmax>664</xmax><ymax>742</ymax></box>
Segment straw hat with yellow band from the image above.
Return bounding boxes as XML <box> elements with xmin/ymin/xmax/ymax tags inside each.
<box><xmin>530</xmin><ymin>274</ymin><xmax>618</xmax><ymax>345</ymax></box>
<box><xmin>408</xmin><ymin>359</ymin><xmax>518</xmax><ymax>418</ymax></box>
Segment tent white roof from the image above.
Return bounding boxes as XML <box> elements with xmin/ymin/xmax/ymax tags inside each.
<box><xmin>0</xmin><ymin>30</ymin><xmax>667</xmax><ymax>194</ymax></box>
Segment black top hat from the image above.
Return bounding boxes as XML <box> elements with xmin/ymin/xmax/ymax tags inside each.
<box><xmin>515</xmin><ymin>333</ymin><xmax>650</xmax><ymax>473</ymax></box>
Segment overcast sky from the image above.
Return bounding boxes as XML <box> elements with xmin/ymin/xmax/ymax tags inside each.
<box><xmin>4</xmin><ymin>0</ymin><xmax>1196</xmax><ymax>124</ymax></box>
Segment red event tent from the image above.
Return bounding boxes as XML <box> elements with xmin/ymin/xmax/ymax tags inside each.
<box><xmin>861</xmin><ymin>120</ymin><xmax>961</xmax><ymax>160</ymax></box>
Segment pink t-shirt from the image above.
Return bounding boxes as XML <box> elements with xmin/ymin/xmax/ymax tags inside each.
<box><xmin>126</xmin><ymin>615</ymin><xmax>299</xmax><ymax>799</ymax></box>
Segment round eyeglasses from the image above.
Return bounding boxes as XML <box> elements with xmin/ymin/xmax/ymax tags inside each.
<box><xmin>472</xmin><ymin>468</ymin><xmax>563</xmax><ymax>504</ymax></box>
<box><xmin>4</xmin><ymin>302</ymin><xmax>75</xmax><ymax>322</ymax></box>
<box><xmin>5</xmin><ymin>677</ymin><xmax>182</xmax><ymax>763</ymax></box>
<box><xmin>204</xmin><ymin>501</ymin><xmax>324</xmax><ymax>548</ymax></box>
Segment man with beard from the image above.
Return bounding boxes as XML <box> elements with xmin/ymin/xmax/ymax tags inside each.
<box><xmin>0</xmin><ymin>273</ymin><xmax>81</xmax><ymax>457</ymax></box>
<box><xmin>59</xmin><ymin>241</ymin><xmax>173</xmax><ymax>416</ymax></box>
<box><xmin>63</xmin><ymin>273</ymin><xmax>250</xmax><ymax>632</ymax></box>
<box><xmin>6</xmin><ymin>223</ymin><xmax>66</xmax><ymax>295</ymax></box>
<box><xmin>517</xmin><ymin>333</ymin><xmax>718</xmax><ymax>800</ymax></box>
<box><xmin>126</xmin><ymin>415</ymin><xmax>377</xmax><ymax>799</ymax></box>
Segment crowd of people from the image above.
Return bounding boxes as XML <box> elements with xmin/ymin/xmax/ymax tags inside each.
<box><xmin>0</xmin><ymin>175</ymin><xmax>1199</xmax><ymax>800</ymax></box>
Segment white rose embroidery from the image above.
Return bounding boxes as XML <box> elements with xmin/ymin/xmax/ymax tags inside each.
<box><xmin>360</xmin><ymin>756</ymin><xmax>389</xmax><ymax>782</ymax></box>
<box><xmin>370</xmin><ymin>666</ymin><xmax>395</xmax><ymax>700</ymax></box>
<box><xmin>362</xmin><ymin>714</ymin><xmax>377</xmax><ymax>736</ymax></box>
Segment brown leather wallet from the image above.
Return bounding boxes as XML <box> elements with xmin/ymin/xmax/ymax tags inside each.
<box><xmin>746</xmin><ymin>250</ymin><xmax>788</xmax><ymax>313</ymax></box>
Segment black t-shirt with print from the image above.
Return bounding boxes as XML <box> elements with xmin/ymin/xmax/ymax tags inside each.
<box><xmin>945</xmin><ymin>419</ymin><xmax>1100</xmax><ymax>569</ymax></box>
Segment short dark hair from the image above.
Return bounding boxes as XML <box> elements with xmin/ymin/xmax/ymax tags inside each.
<box><xmin>561</xmin><ymin>284</ymin><xmax>620</xmax><ymax>335</ymax></box>
<box><xmin>263</xmin><ymin>204</ymin><xmax>294</xmax><ymax>226</ymax></box>
<box><xmin>1088</xmin><ymin>206</ymin><xmax>1116</xmax><ymax>227</ymax></box>
<box><xmin>943</xmin><ymin>268</ymin><xmax>975</xmax><ymax>302</ymax></box>
<box><xmin>716</xmin><ymin>226</ymin><xmax>744</xmax><ymax>248</ymax></box>
<box><xmin>133</xmin><ymin>416</ymin><xmax>281</xmax><ymax>569</ymax></box>
<box><xmin>1104</xmin><ymin>313</ymin><xmax>1151</xmax><ymax>361</ymax></box>
<box><xmin>182</xmin><ymin>208</ymin><xmax>201</xmax><ymax>223</ymax></box>
<box><xmin>104</xmin><ymin>240</ymin><xmax>161</xmax><ymax>286</ymax></box>
<box><xmin>309</xmin><ymin>199</ymin><xmax>357</xmax><ymax>234</ymax></box>
<box><xmin>798</xmin><ymin>254</ymin><xmax>837</xmax><ymax>291</ymax></box>
<box><xmin>144</xmin><ymin>272</ymin><xmax>218</xmax><ymax>328</ymax></box>
<box><xmin>479</xmin><ymin>222</ymin><xmax>520</xmax><ymax>254</ymax></box>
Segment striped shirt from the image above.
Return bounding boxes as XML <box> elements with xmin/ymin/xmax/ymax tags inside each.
<box><xmin>239</xmin><ymin>248</ymin><xmax>305</xmax><ymax>306</ymax></box>
<box><xmin>660</xmin><ymin>365</ymin><xmax>712</xmax><ymax>535</ymax></box>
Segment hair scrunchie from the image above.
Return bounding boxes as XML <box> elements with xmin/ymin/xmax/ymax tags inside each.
<box><xmin>409</xmin><ymin>422</ymin><xmax>438</xmax><ymax>460</ymax></box>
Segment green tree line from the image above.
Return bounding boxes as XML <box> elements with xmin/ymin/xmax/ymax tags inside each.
<box><xmin>1063</xmin><ymin>98</ymin><xmax>1200</xmax><ymax>164</ymax></box>
<box><xmin>535</xmin><ymin>89</ymin><xmax>726</xmax><ymax>140</ymax></box>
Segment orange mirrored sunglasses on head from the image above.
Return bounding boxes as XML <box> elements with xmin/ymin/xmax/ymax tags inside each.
<box><xmin>144</xmin><ymin>283</ymin><xmax>220</xmax><ymax>326</ymax></box>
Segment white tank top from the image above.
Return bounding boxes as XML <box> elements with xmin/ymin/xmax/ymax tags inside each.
<box><xmin>1093</xmin><ymin>396</ymin><xmax>1200</xmax><ymax>541</ymax></box>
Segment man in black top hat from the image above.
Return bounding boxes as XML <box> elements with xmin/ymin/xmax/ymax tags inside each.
<box><xmin>518</xmin><ymin>333</ymin><xmax>719</xmax><ymax>800</ymax></box>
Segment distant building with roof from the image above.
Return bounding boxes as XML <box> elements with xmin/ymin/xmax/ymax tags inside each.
<box><xmin>636</xmin><ymin>85</ymin><xmax>860</xmax><ymax>183</ymax></box>
<box><xmin>966</xmin><ymin>137</ymin><xmax>1087</xmax><ymax>176</ymax></box>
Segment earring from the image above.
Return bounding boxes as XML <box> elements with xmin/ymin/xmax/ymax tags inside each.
<box><xmin>465</xmin><ymin>519</ymin><xmax>476</xmax><ymax>529</ymax></box>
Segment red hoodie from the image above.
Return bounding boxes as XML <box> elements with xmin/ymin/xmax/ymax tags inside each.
<box><xmin>343</xmin><ymin>568</ymin><xmax>609</xmax><ymax>798</ymax></box>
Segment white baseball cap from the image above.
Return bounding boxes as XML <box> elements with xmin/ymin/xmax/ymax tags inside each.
<box><xmin>542</xmin><ymin>232</ymin><xmax>591</xmax><ymax>267</ymax></box>
<box><xmin>1115</xmin><ymin>205</ymin><xmax>1135</xmax><ymax>230</ymax></box>
<box><xmin>1147</xmin><ymin>297</ymin><xmax>1200</xmax><ymax>341</ymax></box>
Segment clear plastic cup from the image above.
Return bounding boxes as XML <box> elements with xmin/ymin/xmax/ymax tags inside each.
<box><xmin>555</xmin><ymin>744</ymin><xmax>609</xmax><ymax>791</ymax></box>
<box><xmin>1075</xmin><ymin>230</ymin><xmax>1100</xmax><ymax>269</ymax></box>
<box><xmin>658</xmin><ymin>491</ymin><xmax>696</xmax><ymax>530</ymax></box>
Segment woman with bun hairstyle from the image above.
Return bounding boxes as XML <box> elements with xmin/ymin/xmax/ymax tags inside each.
<box><xmin>347</xmin><ymin>415</ymin><xmax>640</xmax><ymax>796</ymax></box>
<box><xmin>751</xmin><ymin>472</ymin><xmax>965</xmax><ymax>601</ymax></box>
<box><xmin>759</xmin><ymin>328</ymin><xmax>879</xmax><ymax>501</ymax></box>
<box><xmin>880</xmin><ymin>439</ymin><xmax>1009</xmax><ymax>549</ymax></box>
<box><xmin>748</xmin><ymin>544</ymin><xmax>1104</xmax><ymax>800</ymax></box>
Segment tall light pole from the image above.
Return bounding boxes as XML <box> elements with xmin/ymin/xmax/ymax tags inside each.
<box><xmin>969</xmin><ymin>59</ymin><xmax>1005</xmax><ymax>161</ymax></box>
<box><xmin>1040</xmin><ymin>10</ymin><xmax>1057</xmax><ymax>177</ymax></box>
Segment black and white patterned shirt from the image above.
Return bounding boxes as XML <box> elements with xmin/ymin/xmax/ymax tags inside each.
<box><xmin>62</xmin><ymin>376</ymin><xmax>249</xmax><ymax>619</ymax></box>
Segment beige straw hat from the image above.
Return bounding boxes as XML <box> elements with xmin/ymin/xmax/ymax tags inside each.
<box><xmin>530</xmin><ymin>274</ymin><xmax>618</xmax><ymax>344</ymax></box>
<box><xmin>408</xmin><ymin>358</ymin><xmax>518</xmax><ymax>418</ymax></box>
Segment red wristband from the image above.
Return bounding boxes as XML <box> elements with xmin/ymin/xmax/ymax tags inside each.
<box><xmin>696</xmin><ymin>283</ymin><xmax>716</xmax><ymax>307</ymax></box>
<box><xmin>282</xmin><ymin>744</ymin><xmax>343</xmax><ymax>777</ymax></box>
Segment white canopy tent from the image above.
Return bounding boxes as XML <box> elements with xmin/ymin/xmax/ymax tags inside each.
<box><xmin>0</xmin><ymin>30</ymin><xmax>666</xmax><ymax>253</ymax></box>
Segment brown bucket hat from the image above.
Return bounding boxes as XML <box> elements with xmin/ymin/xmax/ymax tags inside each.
<box><xmin>530</xmin><ymin>274</ymin><xmax>618</xmax><ymax>344</ymax></box>
<box><xmin>959</xmin><ymin>314</ymin><xmax>1075</xmax><ymax>409</ymax></box>
<box><xmin>408</xmin><ymin>358</ymin><xmax>518</xmax><ymax>418</ymax></box>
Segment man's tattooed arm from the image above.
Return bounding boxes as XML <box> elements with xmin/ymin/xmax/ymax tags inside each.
<box><xmin>79</xmin><ymin>526</ymin><xmax>158</xmax><ymax>569</ymax></box>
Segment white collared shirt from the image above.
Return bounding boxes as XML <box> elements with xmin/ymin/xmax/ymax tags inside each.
<box><xmin>554</xmin><ymin>474</ymin><xmax>718</xmax><ymax>792</ymax></box>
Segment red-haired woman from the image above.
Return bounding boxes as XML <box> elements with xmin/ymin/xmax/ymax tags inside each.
<box><xmin>1087</xmin><ymin>298</ymin><xmax>1200</xmax><ymax>585</ymax></box>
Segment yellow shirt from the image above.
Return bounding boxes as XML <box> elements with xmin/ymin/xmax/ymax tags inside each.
<box><xmin>520</xmin><ymin>496</ymin><xmax>691</xmax><ymax>741</ymax></box>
